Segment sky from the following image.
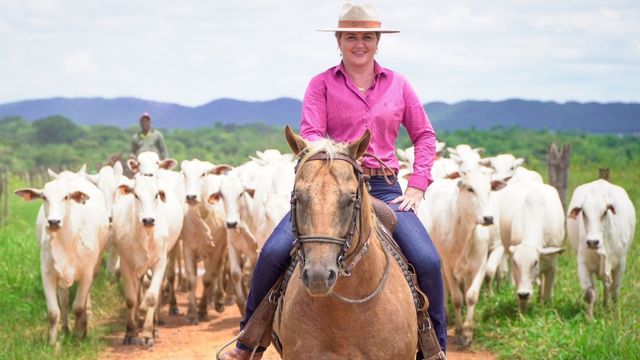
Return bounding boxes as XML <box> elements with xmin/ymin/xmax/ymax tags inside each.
<box><xmin>1</xmin><ymin>0</ymin><xmax>638</xmax><ymax>106</ymax></box>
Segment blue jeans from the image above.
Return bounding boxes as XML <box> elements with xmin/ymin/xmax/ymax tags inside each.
<box><xmin>238</xmin><ymin>176</ymin><xmax>447</xmax><ymax>353</ymax></box>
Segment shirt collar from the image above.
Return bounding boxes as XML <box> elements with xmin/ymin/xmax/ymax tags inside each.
<box><xmin>333</xmin><ymin>61</ymin><xmax>389</xmax><ymax>78</ymax></box>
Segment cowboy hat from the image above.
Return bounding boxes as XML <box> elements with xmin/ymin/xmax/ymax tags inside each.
<box><xmin>318</xmin><ymin>3</ymin><xmax>399</xmax><ymax>33</ymax></box>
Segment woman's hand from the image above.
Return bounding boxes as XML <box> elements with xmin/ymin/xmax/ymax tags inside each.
<box><xmin>390</xmin><ymin>186</ymin><xmax>424</xmax><ymax>212</ymax></box>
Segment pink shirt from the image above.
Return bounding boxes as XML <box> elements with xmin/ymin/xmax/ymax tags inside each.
<box><xmin>300</xmin><ymin>61</ymin><xmax>437</xmax><ymax>191</ymax></box>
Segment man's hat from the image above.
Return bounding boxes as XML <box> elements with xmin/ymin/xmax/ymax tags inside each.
<box><xmin>318</xmin><ymin>3</ymin><xmax>399</xmax><ymax>33</ymax></box>
<box><xmin>140</xmin><ymin>112</ymin><xmax>151</xmax><ymax>120</ymax></box>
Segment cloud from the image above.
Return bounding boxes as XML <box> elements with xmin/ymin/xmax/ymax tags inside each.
<box><xmin>63</xmin><ymin>50</ymin><xmax>98</xmax><ymax>74</ymax></box>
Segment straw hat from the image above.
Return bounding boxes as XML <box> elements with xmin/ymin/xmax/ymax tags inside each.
<box><xmin>318</xmin><ymin>3</ymin><xmax>399</xmax><ymax>33</ymax></box>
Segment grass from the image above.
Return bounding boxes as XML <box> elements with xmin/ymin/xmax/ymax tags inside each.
<box><xmin>0</xmin><ymin>178</ymin><xmax>122</xmax><ymax>360</ymax></box>
<box><xmin>463</xmin><ymin>160</ymin><xmax>640</xmax><ymax>359</ymax></box>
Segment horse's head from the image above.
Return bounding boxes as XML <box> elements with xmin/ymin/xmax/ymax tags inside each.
<box><xmin>285</xmin><ymin>126</ymin><xmax>371</xmax><ymax>297</ymax></box>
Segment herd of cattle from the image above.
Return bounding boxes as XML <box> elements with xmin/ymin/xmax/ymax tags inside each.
<box><xmin>13</xmin><ymin>141</ymin><xmax>636</xmax><ymax>349</ymax></box>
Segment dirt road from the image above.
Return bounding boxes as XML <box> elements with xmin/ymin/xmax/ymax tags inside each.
<box><xmin>100</xmin><ymin>284</ymin><xmax>494</xmax><ymax>360</ymax></box>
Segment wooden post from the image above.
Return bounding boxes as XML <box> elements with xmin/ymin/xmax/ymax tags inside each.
<box><xmin>1</xmin><ymin>168</ymin><xmax>7</xmax><ymax>226</ymax></box>
<box><xmin>548</xmin><ymin>143</ymin><xmax>571</xmax><ymax>211</ymax></box>
<box><xmin>599</xmin><ymin>168</ymin><xmax>610</xmax><ymax>181</ymax></box>
<box><xmin>0</xmin><ymin>168</ymin><xmax>4</xmax><ymax>226</ymax></box>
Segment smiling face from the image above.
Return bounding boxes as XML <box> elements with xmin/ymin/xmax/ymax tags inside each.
<box><xmin>336</xmin><ymin>32</ymin><xmax>379</xmax><ymax>69</ymax></box>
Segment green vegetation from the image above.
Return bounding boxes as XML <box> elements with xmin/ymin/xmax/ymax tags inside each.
<box><xmin>0</xmin><ymin>117</ymin><xmax>638</xmax><ymax>359</ymax></box>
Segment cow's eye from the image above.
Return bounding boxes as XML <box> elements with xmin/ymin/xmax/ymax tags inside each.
<box><xmin>467</xmin><ymin>187</ymin><xmax>475</xmax><ymax>193</ymax></box>
<box><xmin>64</xmin><ymin>195</ymin><xmax>69</xmax><ymax>200</ymax></box>
<box><xmin>534</xmin><ymin>260</ymin><xmax>538</xmax><ymax>267</ymax></box>
<box><xmin>201</xmin><ymin>172</ymin><xmax>206</xmax><ymax>177</ymax></box>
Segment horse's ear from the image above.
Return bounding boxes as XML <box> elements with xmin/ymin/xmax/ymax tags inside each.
<box><xmin>348</xmin><ymin>129</ymin><xmax>371</xmax><ymax>160</ymax></box>
<box><xmin>284</xmin><ymin>125</ymin><xmax>307</xmax><ymax>156</ymax></box>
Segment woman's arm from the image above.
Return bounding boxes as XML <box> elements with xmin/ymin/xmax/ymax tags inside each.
<box><xmin>300</xmin><ymin>76</ymin><xmax>328</xmax><ymax>141</ymax></box>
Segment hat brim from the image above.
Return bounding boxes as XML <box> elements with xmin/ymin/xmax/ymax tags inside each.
<box><xmin>318</xmin><ymin>28</ymin><xmax>399</xmax><ymax>33</ymax></box>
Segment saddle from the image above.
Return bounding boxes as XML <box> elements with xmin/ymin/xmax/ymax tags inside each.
<box><xmin>370</xmin><ymin>196</ymin><xmax>397</xmax><ymax>233</ymax></box>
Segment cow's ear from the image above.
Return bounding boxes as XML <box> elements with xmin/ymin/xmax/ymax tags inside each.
<box><xmin>245</xmin><ymin>188</ymin><xmax>256</xmax><ymax>198</ymax></box>
<box><xmin>158</xmin><ymin>190</ymin><xmax>166</xmax><ymax>202</ymax></box>
<box><xmin>118</xmin><ymin>184</ymin><xmax>134</xmax><ymax>195</ymax></box>
<box><xmin>474</xmin><ymin>147</ymin><xmax>485</xmax><ymax>155</ymax></box>
<box><xmin>14</xmin><ymin>188</ymin><xmax>43</xmax><ymax>201</ymax></box>
<box><xmin>514</xmin><ymin>158</ymin><xmax>525</xmax><ymax>167</ymax></box>
<box><xmin>347</xmin><ymin>129</ymin><xmax>370</xmax><ymax>160</ymax></box>
<box><xmin>208</xmin><ymin>192</ymin><xmax>221</xmax><ymax>204</ymax></box>
<box><xmin>479</xmin><ymin>158</ymin><xmax>493</xmax><ymax>167</ymax></box>
<box><xmin>209</xmin><ymin>164</ymin><xmax>233</xmax><ymax>175</ymax></box>
<box><xmin>491</xmin><ymin>180</ymin><xmax>507</xmax><ymax>191</ymax></box>
<box><xmin>47</xmin><ymin>168</ymin><xmax>58</xmax><ymax>179</ymax></box>
<box><xmin>78</xmin><ymin>163</ymin><xmax>87</xmax><ymax>175</ymax></box>
<box><xmin>446</xmin><ymin>171</ymin><xmax>461</xmax><ymax>179</ymax></box>
<box><xmin>69</xmin><ymin>191</ymin><xmax>90</xmax><ymax>204</ymax></box>
<box><xmin>86</xmin><ymin>173</ymin><xmax>99</xmax><ymax>185</ymax></box>
<box><xmin>540</xmin><ymin>247</ymin><xmax>564</xmax><ymax>256</ymax></box>
<box><xmin>284</xmin><ymin>125</ymin><xmax>307</xmax><ymax>156</ymax></box>
<box><xmin>127</xmin><ymin>159</ymin><xmax>139</xmax><ymax>174</ymax></box>
<box><xmin>607</xmin><ymin>204</ymin><xmax>616</xmax><ymax>215</ymax></box>
<box><xmin>159</xmin><ymin>158</ymin><xmax>177</xmax><ymax>170</ymax></box>
<box><xmin>568</xmin><ymin>207</ymin><xmax>582</xmax><ymax>219</ymax></box>
<box><xmin>113</xmin><ymin>161</ymin><xmax>124</xmax><ymax>177</ymax></box>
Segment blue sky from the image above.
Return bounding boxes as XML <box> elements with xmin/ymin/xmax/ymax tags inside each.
<box><xmin>1</xmin><ymin>0</ymin><xmax>638</xmax><ymax>106</ymax></box>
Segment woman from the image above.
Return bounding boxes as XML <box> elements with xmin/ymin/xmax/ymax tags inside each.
<box><xmin>220</xmin><ymin>4</ymin><xmax>446</xmax><ymax>359</ymax></box>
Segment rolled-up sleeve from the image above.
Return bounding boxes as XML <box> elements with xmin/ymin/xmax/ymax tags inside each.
<box><xmin>300</xmin><ymin>75</ymin><xmax>327</xmax><ymax>142</ymax></box>
<box><xmin>401</xmin><ymin>80</ymin><xmax>436</xmax><ymax>192</ymax></box>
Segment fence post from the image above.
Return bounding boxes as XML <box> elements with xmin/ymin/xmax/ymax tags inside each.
<box><xmin>0</xmin><ymin>167</ymin><xmax>7</xmax><ymax>226</ymax></box>
<box><xmin>547</xmin><ymin>143</ymin><xmax>571</xmax><ymax>211</ymax></box>
<box><xmin>599</xmin><ymin>168</ymin><xmax>610</xmax><ymax>181</ymax></box>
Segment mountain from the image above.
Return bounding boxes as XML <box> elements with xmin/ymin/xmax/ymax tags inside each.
<box><xmin>0</xmin><ymin>97</ymin><xmax>638</xmax><ymax>133</ymax></box>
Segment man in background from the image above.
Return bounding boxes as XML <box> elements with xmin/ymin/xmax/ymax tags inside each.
<box><xmin>130</xmin><ymin>112</ymin><xmax>169</xmax><ymax>159</ymax></box>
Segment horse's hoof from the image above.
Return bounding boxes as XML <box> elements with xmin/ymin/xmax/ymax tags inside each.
<box><xmin>169</xmin><ymin>306</ymin><xmax>180</xmax><ymax>316</ymax></box>
<box><xmin>123</xmin><ymin>335</ymin><xmax>137</xmax><ymax>345</ymax></box>
<box><xmin>215</xmin><ymin>303</ymin><xmax>225</xmax><ymax>313</ymax></box>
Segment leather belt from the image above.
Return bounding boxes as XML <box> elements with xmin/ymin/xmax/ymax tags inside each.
<box><xmin>362</xmin><ymin>166</ymin><xmax>396</xmax><ymax>177</ymax></box>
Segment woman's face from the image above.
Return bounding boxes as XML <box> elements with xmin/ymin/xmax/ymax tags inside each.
<box><xmin>337</xmin><ymin>32</ymin><xmax>379</xmax><ymax>68</ymax></box>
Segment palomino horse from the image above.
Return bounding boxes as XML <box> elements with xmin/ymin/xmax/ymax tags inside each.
<box><xmin>272</xmin><ymin>126</ymin><xmax>418</xmax><ymax>359</ymax></box>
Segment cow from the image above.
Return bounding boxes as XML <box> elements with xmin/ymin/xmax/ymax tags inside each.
<box><xmin>15</xmin><ymin>169</ymin><xmax>109</xmax><ymax>347</ymax></box>
<box><xmin>85</xmin><ymin>162</ymin><xmax>125</xmax><ymax>277</ymax></box>
<box><xmin>567</xmin><ymin>179</ymin><xmax>636</xmax><ymax>319</ymax></box>
<box><xmin>180</xmin><ymin>159</ymin><xmax>232</xmax><ymax>323</ymax></box>
<box><xmin>499</xmin><ymin>180</ymin><xmax>565</xmax><ymax>313</ymax></box>
<box><xmin>112</xmin><ymin>175</ymin><xmax>183</xmax><ymax>346</ymax></box>
<box><xmin>418</xmin><ymin>169</ymin><xmax>506</xmax><ymax>346</ymax></box>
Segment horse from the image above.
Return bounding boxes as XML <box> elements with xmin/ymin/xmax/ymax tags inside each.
<box><xmin>272</xmin><ymin>126</ymin><xmax>418</xmax><ymax>359</ymax></box>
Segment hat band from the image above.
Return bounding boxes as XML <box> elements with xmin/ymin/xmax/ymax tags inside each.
<box><xmin>337</xmin><ymin>20</ymin><xmax>381</xmax><ymax>29</ymax></box>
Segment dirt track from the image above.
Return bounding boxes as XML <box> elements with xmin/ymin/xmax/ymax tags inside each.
<box><xmin>99</xmin><ymin>280</ymin><xmax>494</xmax><ymax>360</ymax></box>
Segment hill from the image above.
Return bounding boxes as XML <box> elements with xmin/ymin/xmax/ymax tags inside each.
<box><xmin>0</xmin><ymin>97</ymin><xmax>638</xmax><ymax>133</ymax></box>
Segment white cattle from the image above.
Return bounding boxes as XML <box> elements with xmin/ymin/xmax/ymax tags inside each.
<box><xmin>418</xmin><ymin>169</ymin><xmax>505</xmax><ymax>346</ymax></box>
<box><xmin>15</xmin><ymin>170</ymin><xmax>109</xmax><ymax>346</ymax></box>
<box><xmin>448</xmin><ymin>144</ymin><xmax>484</xmax><ymax>174</ymax></box>
<box><xmin>499</xmin><ymin>180</ymin><xmax>565</xmax><ymax>312</ymax></box>
<box><xmin>567</xmin><ymin>179</ymin><xmax>636</xmax><ymax>319</ymax></box>
<box><xmin>212</xmin><ymin>151</ymin><xmax>295</xmax><ymax>313</ymax></box>
<box><xmin>85</xmin><ymin>162</ymin><xmax>125</xmax><ymax>276</ymax></box>
<box><xmin>112</xmin><ymin>175</ymin><xmax>183</xmax><ymax>346</ymax></box>
<box><xmin>127</xmin><ymin>151</ymin><xmax>186</xmax><ymax>311</ymax></box>
<box><xmin>479</xmin><ymin>154</ymin><xmax>524</xmax><ymax>182</ymax></box>
<box><xmin>180</xmin><ymin>159</ymin><xmax>231</xmax><ymax>323</ymax></box>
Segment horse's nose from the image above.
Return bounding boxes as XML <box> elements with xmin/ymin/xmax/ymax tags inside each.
<box><xmin>483</xmin><ymin>216</ymin><xmax>494</xmax><ymax>225</ymax></box>
<box><xmin>301</xmin><ymin>268</ymin><xmax>337</xmax><ymax>295</ymax></box>
<box><xmin>517</xmin><ymin>292</ymin><xmax>530</xmax><ymax>301</ymax></box>
<box><xmin>226</xmin><ymin>221</ymin><xmax>238</xmax><ymax>229</ymax></box>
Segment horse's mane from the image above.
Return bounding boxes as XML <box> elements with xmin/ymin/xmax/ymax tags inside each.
<box><xmin>298</xmin><ymin>138</ymin><xmax>350</xmax><ymax>169</ymax></box>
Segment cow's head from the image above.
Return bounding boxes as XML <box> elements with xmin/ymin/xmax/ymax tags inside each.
<box><xmin>182</xmin><ymin>160</ymin><xmax>232</xmax><ymax>206</ymax></box>
<box><xmin>15</xmin><ymin>180</ymin><xmax>90</xmax><ymax>232</ymax></box>
<box><xmin>119</xmin><ymin>175</ymin><xmax>166</xmax><ymax>234</ymax></box>
<box><xmin>128</xmin><ymin>151</ymin><xmax>177</xmax><ymax>177</ymax></box>
<box><xmin>212</xmin><ymin>171</ymin><xmax>255</xmax><ymax>229</ymax></box>
<box><xmin>456</xmin><ymin>170</ymin><xmax>506</xmax><ymax>226</ymax></box>
<box><xmin>568</xmin><ymin>191</ymin><xmax>616</xmax><ymax>250</ymax></box>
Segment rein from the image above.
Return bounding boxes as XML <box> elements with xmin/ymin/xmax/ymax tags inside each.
<box><xmin>290</xmin><ymin>150</ymin><xmax>390</xmax><ymax>303</ymax></box>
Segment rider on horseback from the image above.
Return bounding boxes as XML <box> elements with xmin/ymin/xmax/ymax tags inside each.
<box><xmin>220</xmin><ymin>3</ymin><xmax>446</xmax><ymax>359</ymax></box>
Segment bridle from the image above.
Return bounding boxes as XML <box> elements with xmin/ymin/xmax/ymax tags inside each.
<box><xmin>290</xmin><ymin>150</ymin><xmax>390</xmax><ymax>304</ymax></box>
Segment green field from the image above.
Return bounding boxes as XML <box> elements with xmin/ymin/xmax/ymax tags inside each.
<box><xmin>0</xmin><ymin>125</ymin><xmax>638</xmax><ymax>359</ymax></box>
